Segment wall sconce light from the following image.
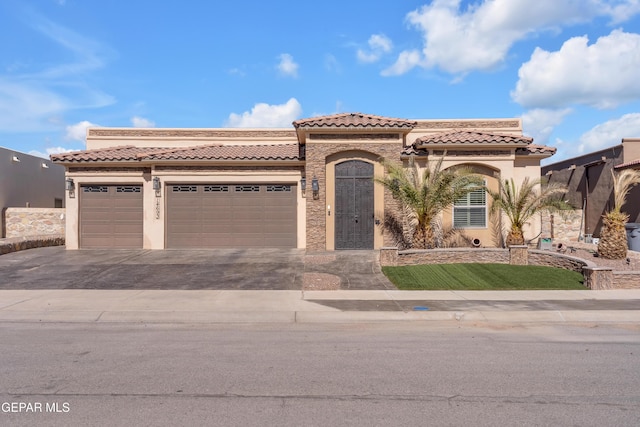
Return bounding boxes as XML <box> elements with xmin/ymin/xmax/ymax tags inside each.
<box><xmin>41</xmin><ymin>162</ymin><xmax>49</xmax><ymax>169</ymax></box>
<box><xmin>11</xmin><ymin>155</ymin><xmax>20</xmax><ymax>162</ymax></box>
<box><xmin>153</xmin><ymin>176</ymin><xmax>161</xmax><ymax>191</ymax></box>
<box><xmin>300</xmin><ymin>176</ymin><xmax>307</xmax><ymax>197</ymax></box>
<box><xmin>65</xmin><ymin>178</ymin><xmax>75</xmax><ymax>191</ymax></box>
<box><xmin>311</xmin><ymin>176</ymin><xmax>319</xmax><ymax>200</ymax></box>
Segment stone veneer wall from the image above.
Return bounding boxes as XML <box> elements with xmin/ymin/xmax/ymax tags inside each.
<box><xmin>4</xmin><ymin>208</ymin><xmax>65</xmax><ymax>238</ymax></box>
<box><xmin>304</xmin><ymin>139</ymin><xmax>402</xmax><ymax>251</ymax></box>
<box><xmin>540</xmin><ymin>210</ymin><xmax>584</xmax><ymax>242</ymax></box>
<box><xmin>391</xmin><ymin>248</ymin><xmax>509</xmax><ymax>266</ymax></box>
<box><xmin>612</xmin><ymin>272</ymin><xmax>640</xmax><ymax>289</ymax></box>
<box><xmin>527</xmin><ymin>250</ymin><xmax>593</xmax><ymax>272</ymax></box>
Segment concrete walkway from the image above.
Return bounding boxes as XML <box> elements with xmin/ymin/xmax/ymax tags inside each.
<box><xmin>1</xmin><ymin>289</ymin><xmax>639</xmax><ymax>324</ymax></box>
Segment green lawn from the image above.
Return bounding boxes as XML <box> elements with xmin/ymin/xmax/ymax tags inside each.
<box><xmin>382</xmin><ymin>263</ymin><xmax>585</xmax><ymax>290</ymax></box>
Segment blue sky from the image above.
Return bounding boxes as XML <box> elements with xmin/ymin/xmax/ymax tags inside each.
<box><xmin>2</xmin><ymin>0</ymin><xmax>640</xmax><ymax>164</ymax></box>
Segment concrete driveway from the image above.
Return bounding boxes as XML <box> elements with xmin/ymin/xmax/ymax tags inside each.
<box><xmin>0</xmin><ymin>247</ymin><xmax>395</xmax><ymax>290</ymax></box>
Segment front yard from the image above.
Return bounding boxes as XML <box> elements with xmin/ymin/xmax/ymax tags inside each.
<box><xmin>382</xmin><ymin>263</ymin><xmax>585</xmax><ymax>290</ymax></box>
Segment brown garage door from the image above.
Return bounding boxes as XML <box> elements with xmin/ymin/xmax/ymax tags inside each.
<box><xmin>79</xmin><ymin>185</ymin><xmax>143</xmax><ymax>248</ymax></box>
<box><xmin>166</xmin><ymin>184</ymin><xmax>296</xmax><ymax>248</ymax></box>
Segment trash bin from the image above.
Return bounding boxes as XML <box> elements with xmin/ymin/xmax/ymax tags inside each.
<box><xmin>626</xmin><ymin>223</ymin><xmax>640</xmax><ymax>252</ymax></box>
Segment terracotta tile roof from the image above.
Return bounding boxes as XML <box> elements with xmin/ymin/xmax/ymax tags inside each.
<box><xmin>516</xmin><ymin>144</ymin><xmax>557</xmax><ymax>155</ymax></box>
<box><xmin>143</xmin><ymin>144</ymin><xmax>300</xmax><ymax>160</ymax></box>
<box><xmin>401</xmin><ymin>146</ymin><xmax>428</xmax><ymax>156</ymax></box>
<box><xmin>51</xmin><ymin>144</ymin><xmax>301</xmax><ymax>163</ymax></box>
<box><xmin>414</xmin><ymin>130</ymin><xmax>533</xmax><ymax>146</ymax></box>
<box><xmin>293</xmin><ymin>112</ymin><xmax>417</xmax><ymax>129</ymax></box>
<box><xmin>50</xmin><ymin>146</ymin><xmax>153</xmax><ymax>162</ymax></box>
<box><xmin>614</xmin><ymin>159</ymin><xmax>640</xmax><ymax>169</ymax></box>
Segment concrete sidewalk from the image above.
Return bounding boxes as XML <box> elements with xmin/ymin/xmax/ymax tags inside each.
<box><xmin>0</xmin><ymin>289</ymin><xmax>639</xmax><ymax>324</ymax></box>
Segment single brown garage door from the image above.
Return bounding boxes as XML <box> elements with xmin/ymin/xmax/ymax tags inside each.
<box><xmin>166</xmin><ymin>184</ymin><xmax>296</xmax><ymax>248</ymax></box>
<box><xmin>79</xmin><ymin>185</ymin><xmax>143</xmax><ymax>248</ymax></box>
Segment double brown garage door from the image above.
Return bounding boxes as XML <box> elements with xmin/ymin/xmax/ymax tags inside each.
<box><xmin>166</xmin><ymin>184</ymin><xmax>297</xmax><ymax>248</ymax></box>
<box><xmin>79</xmin><ymin>183</ymin><xmax>297</xmax><ymax>249</ymax></box>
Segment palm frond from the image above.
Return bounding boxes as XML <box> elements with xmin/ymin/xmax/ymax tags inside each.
<box><xmin>487</xmin><ymin>177</ymin><xmax>572</xmax><ymax>242</ymax></box>
<box><xmin>375</xmin><ymin>154</ymin><xmax>483</xmax><ymax>249</ymax></box>
<box><xmin>612</xmin><ymin>169</ymin><xmax>640</xmax><ymax>213</ymax></box>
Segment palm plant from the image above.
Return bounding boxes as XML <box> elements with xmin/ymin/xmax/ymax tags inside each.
<box><xmin>487</xmin><ymin>177</ymin><xmax>571</xmax><ymax>246</ymax></box>
<box><xmin>597</xmin><ymin>169</ymin><xmax>640</xmax><ymax>259</ymax></box>
<box><xmin>376</xmin><ymin>155</ymin><xmax>484</xmax><ymax>249</ymax></box>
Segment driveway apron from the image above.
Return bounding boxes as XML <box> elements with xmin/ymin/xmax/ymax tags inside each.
<box><xmin>0</xmin><ymin>247</ymin><xmax>394</xmax><ymax>290</ymax></box>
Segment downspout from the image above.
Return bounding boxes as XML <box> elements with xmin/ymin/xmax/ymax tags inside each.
<box><xmin>578</xmin><ymin>198</ymin><xmax>586</xmax><ymax>242</ymax></box>
<box><xmin>584</xmin><ymin>165</ymin><xmax>590</xmax><ymax>240</ymax></box>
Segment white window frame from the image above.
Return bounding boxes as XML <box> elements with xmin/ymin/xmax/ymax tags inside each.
<box><xmin>453</xmin><ymin>184</ymin><xmax>487</xmax><ymax>229</ymax></box>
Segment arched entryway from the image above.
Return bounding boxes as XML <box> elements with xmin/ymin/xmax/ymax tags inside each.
<box><xmin>335</xmin><ymin>160</ymin><xmax>374</xmax><ymax>249</ymax></box>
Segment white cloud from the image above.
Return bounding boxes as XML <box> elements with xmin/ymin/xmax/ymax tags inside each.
<box><xmin>601</xmin><ymin>0</ymin><xmax>640</xmax><ymax>24</ymax></box>
<box><xmin>357</xmin><ymin>34</ymin><xmax>393</xmax><ymax>63</ymax></box>
<box><xmin>65</xmin><ymin>120</ymin><xmax>99</xmax><ymax>142</ymax></box>
<box><xmin>131</xmin><ymin>116</ymin><xmax>155</xmax><ymax>127</ymax></box>
<box><xmin>0</xmin><ymin>79</ymin><xmax>68</xmax><ymax>132</ymax></box>
<box><xmin>521</xmin><ymin>108</ymin><xmax>573</xmax><ymax>144</ymax></box>
<box><xmin>576</xmin><ymin>113</ymin><xmax>640</xmax><ymax>154</ymax></box>
<box><xmin>512</xmin><ymin>30</ymin><xmax>640</xmax><ymax>109</ymax></box>
<box><xmin>381</xmin><ymin>50</ymin><xmax>422</xmax><ymax>76</ymax></box>
<box><xmin>387</xmin><ymin>0</ymin><xmax>640</xmax><ymax>76</ymax></box>
<box><xmin>324</xmin><ymin>54</ymin><xmax>341</xmax><ymax>73</ymax></box>
<box><xmin>225</xmin><ymin>98</ymin><xmax>303</xmax><ymax>127</ymax></box>
<box><xmin>29</xmin><ymin>146</ymin><xmax>76</xmax><ymax>159</ymax></box>
<box><xmin>277</xmin><ymin>54</ymin><xmax>299</xmax><ymax>78</ymax></box>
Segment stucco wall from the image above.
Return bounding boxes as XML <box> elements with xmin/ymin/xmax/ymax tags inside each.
<box><xmin>1</xmin><ymin>147</ymin><xmax>65</xmax><ymax>212</ymax></box>
<box><xmin>540</xmin><ymin>144</ymin><xmax>640</xmax><ymax>237</ymax></box>
<box><xmin>4</xmin><ymin>208</ymin><xmax>65</xmax><ymax>238</ymax></box>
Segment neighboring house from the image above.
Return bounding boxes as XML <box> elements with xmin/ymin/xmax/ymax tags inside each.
<box><xmin>541</xmin><ymin>138</ymin><xmax>640</xmax><ymax>241</ymax></box>
<box><xmin>1</xmin><ymin>147</ymin><xmax>65</xmax><ymax>237</ymax></box>
<box><xmin>51</xmin><ymin>113</ymin><xmax>555</xmax><ymax>250</ymax></box>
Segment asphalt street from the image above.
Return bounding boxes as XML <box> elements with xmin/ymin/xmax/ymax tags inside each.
<box><xmin>1</xmin><ymin>322</ymin><xmax>639</xmax><ymax>426</ymax></box>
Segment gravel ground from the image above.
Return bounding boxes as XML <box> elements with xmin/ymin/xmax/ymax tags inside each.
<box><xmin>550</xmin><ymin>241</ymin><xmax>640</xmax><ymax>271</ymax></box>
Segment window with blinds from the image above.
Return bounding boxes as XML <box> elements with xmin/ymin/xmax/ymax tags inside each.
<box><xmin>453</xmin><ymin>187</ymin><xmax>486</xmax><ymax>228</ymax></box>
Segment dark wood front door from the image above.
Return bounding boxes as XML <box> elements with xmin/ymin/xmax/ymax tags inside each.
<box><xmin>335</xmin><ymin>160</ymin><xmax>374</xmax><ymax>249</ymax></box>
